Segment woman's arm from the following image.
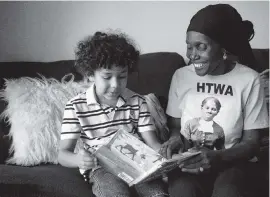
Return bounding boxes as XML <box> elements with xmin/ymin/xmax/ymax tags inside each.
<box><xmin>216</xmin><ymin>129</ymin><xmax>260</xmax><ymax>162</ymax></box>
<box><xmin>168</xmin><ymin>116</ymin><xmax>182</xmax><ymax>138</ymax></box>
<box><xmin>181</xmin><ymin>129</ymin><xmax>260</xmax><ymax>174</ymax></box>
<box><xmin>160</xmin><ymin>116</ymin><xmax>184</xmax><ymax>159</ymax></box>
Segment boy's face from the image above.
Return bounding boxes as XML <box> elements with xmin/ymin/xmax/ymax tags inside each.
<box><xmin>91</xmin><ymin>65</ymin><xmax>128</xmax><ymax>103</ymax></box>
<box><xmin>201</xmin><ymin>99</ymin><xmax>219</xmax><ymax>121</ymax></box>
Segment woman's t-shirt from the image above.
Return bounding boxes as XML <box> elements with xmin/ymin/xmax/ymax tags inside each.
<box><xmin>166</xmin><ymin>63</ymin><xmax>269</xmax><ymax>149</ymax></box>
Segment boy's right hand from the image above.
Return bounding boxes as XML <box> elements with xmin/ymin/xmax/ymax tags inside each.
<box><xmin>77</xmin><ymin>148</ymin><xmax>98</xmax><ymax>170</ymax></box>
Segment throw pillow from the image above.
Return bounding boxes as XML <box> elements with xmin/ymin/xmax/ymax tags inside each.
<box><xmin>0</xmin><ymin>74</ymin><xmax>91</xmax><ymax>166</ymax></box>
<box><xmin>144</xmin><ymin>93</ymin><xmax>170</xmax><ymax>143</ymax></box>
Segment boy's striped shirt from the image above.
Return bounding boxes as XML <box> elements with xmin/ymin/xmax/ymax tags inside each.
<box><xmin>61</xmin><ymin>84</ymin><xmax>155</xmax><ymax>150</ymax></box>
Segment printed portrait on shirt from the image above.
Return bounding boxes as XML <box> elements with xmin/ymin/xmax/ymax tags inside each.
<box><xmin>182</xmin><ymin>96</ymin><xmax>225</xmax><ymax>150</ymax></box>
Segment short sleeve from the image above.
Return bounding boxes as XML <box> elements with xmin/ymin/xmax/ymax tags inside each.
<box><xmin>243</xmin><ymin>75</ymin><xmax>269</xmax><ymax>130</ymax></box>
<box><xmin>60</xmin><ymin>101</ymin><xmax>82</xmax><ymax>140</ymax></box>
<box><xmin>137</xmin><ymin>99</ymin><xmax>155</xmax><ymax>133</ymax></box>
<box><xmin>166</xmin><ymin>70</ymin><xmax>182</xmax><ymax>118</ymax></box>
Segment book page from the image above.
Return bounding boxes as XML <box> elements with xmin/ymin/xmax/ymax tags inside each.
<box><xmin>132</xmin><ymin>151</ymin><xmax>201</xmax><ymax>185</ymax></box>
<box><xmin>94</xmin><ymin>129</ymin><xmax>200</xmax><ymax>186</ymax></box>
<box><xmin>94</xmin><ymin>129</ymin><xmax>166</xmax><ymax>185</ymax></box>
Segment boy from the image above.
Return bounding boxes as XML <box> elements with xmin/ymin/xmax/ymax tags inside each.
<box><xmin>58</xmin><ymin>31</ymin><xmax>168</xmax><ymax>197</ymax></box>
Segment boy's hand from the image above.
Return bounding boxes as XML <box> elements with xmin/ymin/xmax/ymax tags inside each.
<box><xmin>77</xmin><ymin>148</ymin><xmax>98</xmax><ymax>170</ymax></box>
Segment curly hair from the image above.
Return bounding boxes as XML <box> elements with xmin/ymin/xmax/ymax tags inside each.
<box><xmin>74</xmin><ymin>31</ymin><xmax>140</xmax><ymax>77</ymax></box>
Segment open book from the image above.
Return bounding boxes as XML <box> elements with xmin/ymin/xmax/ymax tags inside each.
<box><xmin>86</xmin><ymin>129</ymin><xmax>200</xmax><ymax>187</ymax></box>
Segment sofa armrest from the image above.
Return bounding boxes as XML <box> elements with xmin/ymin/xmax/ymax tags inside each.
<box><xmin>0</xmin><ymin>130</ymin><xmax>6</xmax><ymax>164</ymax></box>
<box><xmin>0</xmin><ymin>131</ymin><xmax>10</xmax><ymax>164</ymax></box>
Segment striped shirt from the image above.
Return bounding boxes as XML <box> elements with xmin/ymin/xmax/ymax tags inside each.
<box><xmin>61</xmin><ymin>84</ymin><xmax>155</xmax><ymax>150</ymax></box>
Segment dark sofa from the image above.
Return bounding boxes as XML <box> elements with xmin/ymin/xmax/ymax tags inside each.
<box><xmin>0</xmin><ymin>51</ymin><xmax>269</xmax><ymax>197</ymax></box>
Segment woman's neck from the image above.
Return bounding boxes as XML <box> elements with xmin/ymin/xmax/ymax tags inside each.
<box><xmin>210</xmin><ymin>60</ymin><xmax>236</xmax><ymax>76</ymax></box>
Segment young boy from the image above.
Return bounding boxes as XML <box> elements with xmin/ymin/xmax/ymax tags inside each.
<box><xmin>58</xmin><ymin>31</ymin><xmax>168</xmax><ymax>197</ymax></box>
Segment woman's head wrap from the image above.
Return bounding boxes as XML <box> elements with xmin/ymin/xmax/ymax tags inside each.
<box><xmin>187</xmin><ymin>4</ymin><xmax>256</xmax><ymax>66</ymax></box>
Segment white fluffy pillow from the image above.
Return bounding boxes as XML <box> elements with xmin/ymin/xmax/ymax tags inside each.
<box><xmin>0</xmin><ymin>74</ymin><xmax>91</xmax><ymax>166</ymax></box>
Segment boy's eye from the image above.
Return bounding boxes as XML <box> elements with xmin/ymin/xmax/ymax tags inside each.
<box><xmin>102</xmin><ymin>76</ymin><xmax>111</xmax><ymax>79</ymax></box>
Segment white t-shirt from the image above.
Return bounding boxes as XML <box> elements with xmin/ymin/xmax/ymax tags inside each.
<box><xmin>166</xmin><ymin>63</ymin><xmax>269</xmax><ymax>149</ymax></box>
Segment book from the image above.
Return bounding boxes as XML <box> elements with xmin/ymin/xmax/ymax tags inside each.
<box><xmin>85</xmin><ymin>129</ymin><xmax>200</xmax><ymax>187</ymax></box>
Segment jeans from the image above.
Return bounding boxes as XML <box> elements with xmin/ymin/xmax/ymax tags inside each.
<box><xmin>89</xmin><ymin>168</ymin><xmax>168</xmax><ymax>197</ymax></box>
<box><xmin>168</xmin><ymin>163</ymin><xmax>247</xmax><ymax>197</ymax></box>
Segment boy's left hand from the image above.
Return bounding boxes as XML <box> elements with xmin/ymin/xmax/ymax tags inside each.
<box><xmin>179</xmin><ymin>148</ymin><xmax>220</xmax><ymax>174</ymax></box>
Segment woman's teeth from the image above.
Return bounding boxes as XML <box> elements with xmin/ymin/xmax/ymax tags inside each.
<box><xmin>192</xmin><ymin>63</ymin><xmax>204</xmax><ymax>68</ymax></box>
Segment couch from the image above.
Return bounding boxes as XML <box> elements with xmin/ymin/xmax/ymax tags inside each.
<box><xmin>0</xmin><ymin>51</ymin><xmax>269</xmax><ymax>197</ymax></box>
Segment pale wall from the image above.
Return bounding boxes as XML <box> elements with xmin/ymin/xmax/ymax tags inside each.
<box><xmin>0</xmin><ymin>1</ymin><xmax>268</xmax><ymax>62</ymax></box>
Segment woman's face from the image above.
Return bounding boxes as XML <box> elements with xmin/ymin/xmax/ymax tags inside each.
<box><xmin>201</xmin><ymin>99</ymin><xmax>219</xmax><ymax>121</ymax></box>
<box><xmin>186</xmin><ymin>31</ymin><xmax>223</xmax><ymax>76</ymax></box>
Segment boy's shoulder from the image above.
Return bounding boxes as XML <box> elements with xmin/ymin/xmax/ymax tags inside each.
<box><xmin>67</xmin><ymin>91</ymin><xmax>87</xmax><ymax>105</ymax></box>
<box><xmin>122</xmin><ymin>88</ymin><xmax>145</xmax><ymax>104</ymax></box>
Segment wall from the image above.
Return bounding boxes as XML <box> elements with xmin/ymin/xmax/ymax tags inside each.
<box><xmin>0</xmin><ymin>1</ymin><xmax>268</xmax><ymax>62</ymax></box>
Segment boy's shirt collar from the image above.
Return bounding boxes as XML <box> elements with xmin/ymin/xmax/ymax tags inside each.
<box><xmin>86</xmin><ymin>84</ymin><xmax>129</xmax><ymax>107</ymax></box>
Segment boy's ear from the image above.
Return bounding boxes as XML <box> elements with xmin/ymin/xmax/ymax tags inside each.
<box><xmin>88</xmin><ymin>75</ymin><xmax>95</xmax><ymax>82</ymax></box>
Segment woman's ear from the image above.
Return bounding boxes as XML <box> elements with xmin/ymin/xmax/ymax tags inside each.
<box><xmin>223</xmin><ymin>49</ymin><xmax>239</xmax><ymax>62</ymax></box>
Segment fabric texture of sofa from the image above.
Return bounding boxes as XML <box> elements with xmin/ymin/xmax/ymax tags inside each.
<box><xmin>0</xmin><ymin>50</ymin><xmax>269</xmax><ymax>197</ymax></box>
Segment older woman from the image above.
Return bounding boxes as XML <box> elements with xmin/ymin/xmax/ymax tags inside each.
<box><xmin>160</xmin><ymin>4</ymin><xmax>269</xmax><ymax>197</ymax></box>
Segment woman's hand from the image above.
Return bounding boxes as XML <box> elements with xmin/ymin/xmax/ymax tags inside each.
<box><xmin>77</xmin><ymin>148</ymin><xmax>98</xmax><ymax>170</ymax></box>
<box><xmin>159</xmin><ymin>136</ymin><xmax>184</xmax><ymax>159</ymax></box>
<box><xmin>180</xmin><ymin>147</ymin><xmax>221</xmax><ymax>174</ymax></box>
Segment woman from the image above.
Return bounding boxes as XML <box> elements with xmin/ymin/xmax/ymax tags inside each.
<box><xmin>160</xmin><ymin>4</ymin><xmax>269</xmax><ymax>197</ymax></box>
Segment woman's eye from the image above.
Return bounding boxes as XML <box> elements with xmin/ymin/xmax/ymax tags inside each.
<box><xmin>198</xmin><ymin>44</ymin><xmax>207</xmax><ymax>51</ymax></box>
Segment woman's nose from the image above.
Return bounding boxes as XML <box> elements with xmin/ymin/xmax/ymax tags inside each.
<box><xmin>189</xmin><ymin>49</ymin><xmax>199</xmax><ymax>61</ymax></box>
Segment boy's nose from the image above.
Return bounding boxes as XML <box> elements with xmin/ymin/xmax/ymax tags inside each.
<box><xmin>110</xmin><ymin>77</ymin><xmax>119</xmax><ymax>88</ymax></box>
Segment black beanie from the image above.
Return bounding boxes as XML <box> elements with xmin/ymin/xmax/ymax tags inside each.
<box><xmin>187</xmin><ymin>4</ymin><xmax>256</xmax><ymax>66</ymax></box>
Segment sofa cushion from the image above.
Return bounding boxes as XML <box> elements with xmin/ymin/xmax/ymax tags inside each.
<box><xmin>0</xmin><ymin>60</ymin><xmax>82</xmax><ymax>89</ymax></box>
<box><xmin>0</xmin><ymin>164</ymin><xmax>94</xmax><ymax>197</ymax></box>
<box><xmin>252</xmin><ymin>49</ymin><xmax>269</xmax><ymax>73</ymax></box>
<box><xmin>0</xmin><ymin>76</ymin><xmax>91</xmax><ymax>166</ymax></box>
<box><xmin>135</xmin><ymin>52</ymin><xmax>185</xmax><ymax>103</ymax></box>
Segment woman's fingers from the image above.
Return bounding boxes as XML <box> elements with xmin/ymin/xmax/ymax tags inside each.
<box><xmin>166</xmin><ymin>145</ymin><xmax>173</xmax><ymax>159</ymax></box>
<box><xmin>160</xmin><ymin>137</ymin><xmax>184</xmax><ymax>159</ymax></box>
<box><xmin>181</xmin><ymin>167</ymin><xmax>201</xmax><ymax>174</ymax></box>
<box><xmin>178</xmin><ymin>154</ymin><xmax>203</xmax><ymax>165</ymax></box>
